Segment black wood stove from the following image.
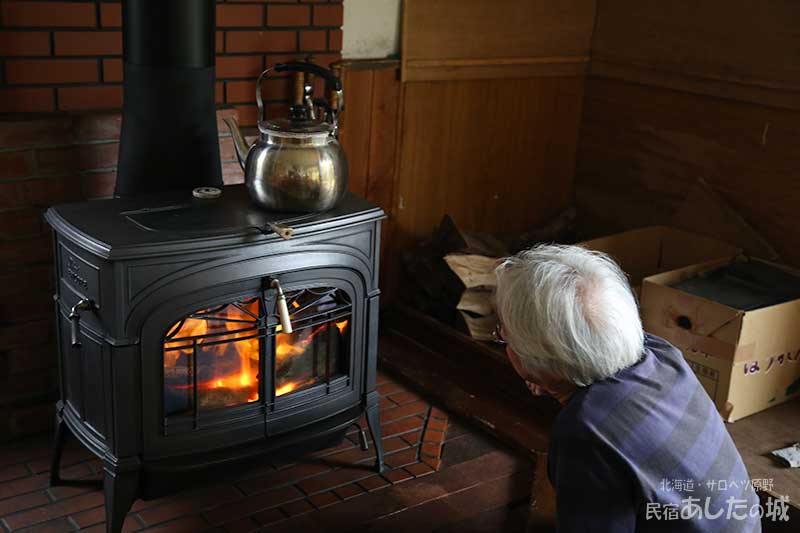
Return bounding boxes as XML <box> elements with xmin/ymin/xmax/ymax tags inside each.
<box><xmin>44</xmin><ymin>186</ymin><xmax>385</xmax><ymax>531</ymax></box>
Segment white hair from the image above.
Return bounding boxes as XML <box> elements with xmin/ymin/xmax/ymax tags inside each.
<box><xmin>494</xmin><ymin>244</ymin><xmax>644</xmax><ymax>386</ymax></box>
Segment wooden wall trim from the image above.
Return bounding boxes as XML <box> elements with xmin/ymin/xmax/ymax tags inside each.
<box><xmin>589</xmin><ymin>0</ymin><xmax>800</xmax><ymax>111</ymax></box>
<box><xmin>591</xmin><ymin>60</ymin><xmax>800</xmax><ymax>112</ymax></box>
<box><xmin>401</xmin><ymin>0</ymin><xmax>596</xmax><ymax>82</ymax></box>
<box><xmin>404</xmin><ymin>56</ymin><xmax>590</xmax><ymax>82</ymax></box>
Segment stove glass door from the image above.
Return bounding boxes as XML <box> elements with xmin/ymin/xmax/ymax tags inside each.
<box><xmin>163</xmin><ymin>298</ymin><xmax>262</xmax><ymax>416</ymax></box>
<box><xmin>160</xmin><ymin>286</ymin><xmax>352</xmax><ymax>424</ymax></box>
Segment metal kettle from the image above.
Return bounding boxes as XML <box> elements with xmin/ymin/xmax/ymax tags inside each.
<box><xmin>224</xmin><ymin>62</ymin><xmax>347</xmax><ymax>213</ymax></box>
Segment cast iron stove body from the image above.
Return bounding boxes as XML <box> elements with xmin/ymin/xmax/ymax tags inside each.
<box><xmin>44</xmin><ymin>186</ymin><xmax>385</xmax><ymax>532</ymax></box>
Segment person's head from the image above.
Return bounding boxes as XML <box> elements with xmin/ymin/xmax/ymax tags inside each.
<box><xmin>494</xmin><ymin>244</ymin><xmax>644</xmax><ymax>391</ymax></box>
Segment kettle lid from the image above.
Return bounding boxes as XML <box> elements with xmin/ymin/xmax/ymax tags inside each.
<box><xmin>259</xmin><ymin>118</ymin><xmax>332</xmax><ymax>137</ymax></box>
<box><xmin>259</xmin><ymin>104</ymin><xmax>332</xmax><ymax>137</ymax></box>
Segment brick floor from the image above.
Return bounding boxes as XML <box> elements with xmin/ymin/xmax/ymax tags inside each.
<box><xmin>0</xmin><ymin>369</ymin><xmax>531</xmax><ymax>532</ymax></box>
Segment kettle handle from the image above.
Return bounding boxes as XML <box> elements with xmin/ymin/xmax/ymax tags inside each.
<box><xmin>255</xmin><ymin>62</ymin><xmax>344</xmax><ymax>124</ymax></box>
<box><xmin>255</xmin><ymin>67</ymin><xmax>276</xmax><ymax>125</ymax></box>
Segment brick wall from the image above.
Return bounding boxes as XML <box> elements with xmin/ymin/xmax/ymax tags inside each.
<box><xmin>0</xmin><ymin>0</ymin><xmax>343</xmax><ymax>442</ymax></box>
<box><xmin>0</xmin><ymin>109</ymin><xmax>246</xmax><ymax>442</ymax></box>
<box><xmin>0</xmin><ymin>0</ymin><xmax>344</xmax><ymax>126</ymax></box>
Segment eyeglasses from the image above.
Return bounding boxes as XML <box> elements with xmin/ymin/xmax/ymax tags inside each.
<box><xmin>492</xmin><ymin>322</ymin><xmax>507</xmax><ymax>345</ymax></box>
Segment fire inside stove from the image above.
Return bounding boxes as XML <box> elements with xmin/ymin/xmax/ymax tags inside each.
<box><xmin>162</xmin><ymin>288</ymin><xmax>351</xmax><ymax>417</ymax></box>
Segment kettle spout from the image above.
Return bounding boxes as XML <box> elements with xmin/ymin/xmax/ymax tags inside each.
<box><xmin>223</xmin><ymin>116</ymin><xmax>251</xmax><ymax>171</ymax></box>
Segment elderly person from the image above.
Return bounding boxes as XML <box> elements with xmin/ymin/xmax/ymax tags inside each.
<box><xmin>494</xmin><ymin>244</ymin><xmax>760</xmax><ymax>532</ymax></box>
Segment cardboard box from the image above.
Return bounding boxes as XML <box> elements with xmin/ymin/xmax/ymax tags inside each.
<box><xmin>579</xmin><ymin>226</ymin><xmax>741</xmax><ymax>294</ymax></box>
<box><xmin>641</xmin><ymin>257</ymin><xmax>800</xmax><ymax>422</ymax></box>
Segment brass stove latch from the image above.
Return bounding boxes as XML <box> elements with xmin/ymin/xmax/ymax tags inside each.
<box><xmin>68</xmin><ymin>298</ymin><xmax>95</xmax><ymax>347</ymax></box>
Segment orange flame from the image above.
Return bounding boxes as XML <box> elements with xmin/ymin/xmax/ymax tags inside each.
<box><xmin>164</xmin><ymin>304</ymin><xmax>350</xmax><ymax>404</ymax></box>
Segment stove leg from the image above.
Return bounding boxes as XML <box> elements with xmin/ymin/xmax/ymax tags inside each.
<box><xmin>365</xmin><ymin>402</ymin><xmax>385</xmax><ymax>473</ymax></box>
<box><xmin>103</xmin><ymin>463</ymin><xmax>139</xmax><ymax>533</ymax></box>
<box><xmin>49</xmin><ymin>413</ymin><xmax>70</xmax><ymax>486</ymax></box>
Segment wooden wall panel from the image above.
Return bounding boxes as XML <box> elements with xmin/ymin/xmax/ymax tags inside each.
<box><xmin>576</xmin><ymin>78</ymin><xmax>800</xmax><ymax>266</ymax></box>
<box><xmin>590</xmin><ymin>0</ymin><xmax>800</xmax><ymax>109</ymax></box>
<box><xmin>336</xmin><ymin>60</ymin><xmax>402</xmax><ymax>299</ymax></box>
<box><xmin>577</xmin><ymin>1</ymin><xmax>800</xmax><ymax>267</ymax></box>
<box><xmin>395</xmin><ymin>76</ymin><xmax>584</xmax><ymax>246</ymax></box>
<box><xmin>402</xmin><ymin>0</ymin><xmax>595</xmax><ymax>81</ymax></box>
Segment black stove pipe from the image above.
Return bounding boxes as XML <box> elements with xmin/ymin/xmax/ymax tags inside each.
<box><xmin>115</xmin><ymin>0</ymin><xmax>223</xmax><ymax>197</ymax></box>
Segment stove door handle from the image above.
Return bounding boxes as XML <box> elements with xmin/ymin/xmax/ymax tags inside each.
<box><xmin>270</xmin><ymin>279</ymin><xmax>294</xmax><ymax>334</ymax></box>
<box><xmin>68</xmin><ymin>298</ymin><xmax>95</xmax><ymax>347</ymax></box>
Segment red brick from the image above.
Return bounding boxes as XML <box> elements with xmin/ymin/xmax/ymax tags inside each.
<box><xmin>54</xmin><ymin>31</ymin><xmax>122</xmax><ymax>55</ymax></box>
<box><xmin>6</xmin><ymin>59</ymin><xmax>98</xmax><ymax>85</ymax></box>
<box><xmin>0</xmin><ymin>291</ymin><xmax>52</xmax><ymax>323</ymax></box>
<box><xmin>100</xmin><ymin>2</ymin><xmax>121</xmax><ymax>27</ymax></box>
<box><xmin>103</xmin><ymin>58</ymin><xmax>123</xmax><ymax>82</ymax></box>
<box><xmin>0</xmin><ymin>236</ymin><xmax>52</xmax><ymax>265</ymax></box>
<box><xmin>253</xmin><ymin>507</ymin><xmax>286</xmax><ymax>526</ymax></box>
<box><xmin>75</xmin><ymin>113</ymin><xmax>121</xmax><ymax>141</ymax></box>
<box><xmin>387</xmin><ymin>390</ymin><xmax>421</xmax><ymax>405</ymax></box>
<box><xmin>382</xmin><ymin>437</ymin><xmax>411</xmax><ymax>454</ymax></box>
<box><xmin>421</xmin><ymin>442</ymin><xmax>441</xmax><ymax>458</ymax></box>
<box><xmin>203</xmin><ymin>485</ymin><xmax>301</xmax><ymax>526</ymax></box>
<box><xmin>226</xmin><ymin>30</ymin><xmax>296</xmax><ymax>53</ymax></box>
<box><xmin>0</xmin><ymin>151</ymin><xmax>34</xmax><ymax>178</ymax></box>
<box><xmin>3</xmin><ymin>342</ymin><xmax>54</xmax><ymax>374</ymax></box>
<box><xmin>281</xmin><ymin>498</ymin><xmax>314</xmax><ymax>517</ymax></box>
<box><xmin>268</xmin><ymin>5</ymin><xmax>310</xmax><ymax>26</ymax></box>
<box><xmin>329</xmin><ymin>29</ymin><xmax>343</xmax><ymax>51</ymax></box>
<box><xmin>0</xmin><ymin>88</ymin><xmax>55</xmax><ymax>113</ymax></box>
<box><xmin>333</xmin><ymin>482</ymin><xmax>364</xmax><ymax>501</ymax></box>
<box><xmin>3</xmin><ymin>491</ymin><xmax>105</xmax><ymax>530</ymax></box>
<box><xmin>237</xmin><ymin>461</ymin><xmax>330</xmax><ymax>496</ymax></box>
<box><xmin>80</xmin><ymin>171</ymin><xmax>116</xmax><ymax>199</ymax></box>
<box><xmin>381</xmin><ymin>416</ymin><xmax>425</xmax><ymax>439</ymax></box>
<box><xmin>2</xmin><ymin>1</ymin><xmax>96</xmax><ymax>27</ymax></box>
<box><xmin>217</xmin><ymin>4</ymin><xmax>263</xmax><ymax>27</ymax></box>
<box><xmin>0</xmin><ymin>116</ymin><xmax>73</xmax><ymax>149</ymax></box>
<box><xmin>383</xmin><ymin>469</ymin><xmax>413</xmax><ymax>484</ymax></box>
<box><xmin>300</xmin><ymin>30</ymin><xmax>326</xmax><ymax>51</ymax></box>
<box><xmin>422</xmin><ymin>456</ymin><xmax>442</xmax><ymax>471</ymax></box>
<box><xmin>20</xmin><ymin>176</ymin><xmax>82</xmax><ymax>208</ymax></box>
<box><xmin>0</xmin><ymin>463</ymin><xmax>29</xmax><ymax>482</ymax></box>
<box><xmin>227</xmin><ymin>78</ymin><xmax>290</xmax><ymax>104</ymax></box>
<box><xmin>313</xmin><ymin>4</ymin><xmax>343</xmax><ymax>27</ymax></box>
<box><xmin>138</xmin><ymin>485</ymin><xmax>241</xmax><ymax>527</ymax></box>
<box><xmin>430</xmin><ymin>407</ymin><xmax>447</xmax><ymax>420</ymax></box>
<box><xmin>216</xmin><ymin>30</ymin><xmax>224</xmax><ymax>53</ymax></box>
<box><xmin>219</xmin><ymin>517</ymin><xmax>260</xmax><ymax>533</ymax></box>
<box><xmin>406</xmin><ymin>462</ymin><xmax>435</xmax><ymax>478</ymax></box>
<box><xmin>0</xmin><ymin>488</ymin><xmax>48</xmax><ymax>516</ymax></box>
<box><xmin>58</xmin><ymin>86</ymin><xmax>123</xmax><ymax>111</ymax></box>
<box><xmin>424</xmin><ymin>428</ymin><xmax>446</xmax><ymax>444</ymax></box>
<box><xmin>233</xmin><ymin>104</ymin><xmax>260</xmax><ymax>127</ymax></box>
<box><xmin>0</xmin><ymin>320</ymin><xmax>50</xmax><ymax>350</ymax></box>
<box><xmin>402</xmin><ymin>430</ymin><xmax>422</xmax><ymax>446</ymax></box>
<box><xmin>308</xmin><ymin>491</ymin><xmax>339</xmax><ymax>509</ymax></box>
<box><xmin>382</xmin><ymin>400</ymin><xmax>428</xmax><ymax>423</ymax></box>
<box><xmin>426</xmin><ymin>417</ymin><xmax>448</xmax><ymax>432</ymax></box>
<box><xmin>222</xmin><ymin>161</ymin><xmax>245</xmax><ymax>185</ymax></box>
<box><xmin>70</xmin><ymin>506</ymin><xmax>106</xmax><ymax>529</ymax></box>
<box><xmin>377</xmin><ymin>381</ymin><xmax>407</xmax><ymax>396</ymax></box>
<box><xmin>147</xmin><ymin>515</ymin><xmax>209</xmax><ymax>532</ymax></box>
<box><xmin>384</xmin><ymin>448</ymin><xmax>418</xmax><ymax>469</ymax></box>
<box><xmin>217</xmin><ymin>55</ymin><xmax>263</xmax><ymax>78</ymax></box>
<box><xmin>297</xmin><ymin>466</ymin><xmax>374</xmax><ymax>495</ymax></box>
<box><xmin>307</xmin><ymin>52</ymin><xmax>342</xmax><ymax>70</ymax></box>
<box><xmin>357</xmin><ymin>475</ymin><xmax>390</xmax><ymax>493</ymax></box>
<box><xmin>0</xmin><ymin>31</ymin><xmax>50</xmax><ymax>56</ymax></box>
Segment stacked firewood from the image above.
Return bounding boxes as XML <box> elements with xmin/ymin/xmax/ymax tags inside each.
<box><xmin>401</xmin><ymin>208</ymin><xmax>576</xmax><ymax>340</ymax></box>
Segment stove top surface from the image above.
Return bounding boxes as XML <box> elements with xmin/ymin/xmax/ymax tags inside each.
<box><xmin>45</xmin><ymin>185</ymin><xmax>384</xmax><ymax>259</ymax></box>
